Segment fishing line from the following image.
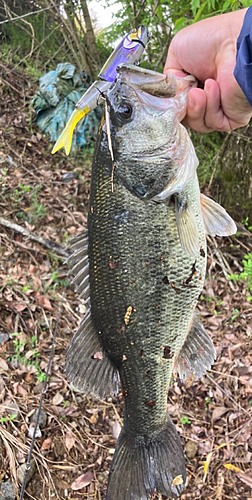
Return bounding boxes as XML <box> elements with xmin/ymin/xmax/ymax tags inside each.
<box><xmin>19</xmin><ymin>290</ymin><xmax>66</xmax><ymax>500</ymax></box>
<box><xmin>104</xmin><ymin>99</ymin><xmax>116</xmax><ymax>193</ymax></box>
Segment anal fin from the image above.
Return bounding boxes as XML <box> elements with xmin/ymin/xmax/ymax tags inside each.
<box><xmin>66</xmin><ymin>312</ymin><xmax>119</xmax><ymax>398</ymax></box>
<box><xmin>200</xmin><ymin>193</ymin><xmax>237</xmax><ymax>236</ymax></box>
<box><xmin>175</xmin><ymin>315</ymin><xmax>216</xmax><ymax>381</ymax></box>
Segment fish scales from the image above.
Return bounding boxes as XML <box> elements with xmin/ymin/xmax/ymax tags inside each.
<box><xmin>89</xmin><ymin>139</ymin><xmax>206</xmax><ymax>437</ymax></box>
<box><xmin>66</xmin><ymin>64</ymin><xmax>236</xmax><ymax>500</ymax></box>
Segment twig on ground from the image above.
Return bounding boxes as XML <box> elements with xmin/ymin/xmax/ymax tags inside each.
<box><xmin>207</xmin><ymin>236</ymin><xmax>238</xmax><ymax>291</ymax></box>
<box><xmin>0</xmin><ymin>217</ymin><xmax>68</xmax><ymax>258</ymax></box>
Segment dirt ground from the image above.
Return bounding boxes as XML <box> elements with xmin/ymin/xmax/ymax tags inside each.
<box><xmin>0</xmin><ymin>65</ymin><xmax>252</xmax><ymax>500</ymax></box>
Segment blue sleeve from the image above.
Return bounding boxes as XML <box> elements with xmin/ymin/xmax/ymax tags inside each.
<box><xmin>234</xmin><ymin>7</ymin><xmax>252</xmax><ymax>106</ymax></box>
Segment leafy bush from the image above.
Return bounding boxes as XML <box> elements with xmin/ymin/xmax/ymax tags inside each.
<box><xmin>229</xmin><ymin>253</ymin><xmax>252</xmax><ymax>301</ymax></box>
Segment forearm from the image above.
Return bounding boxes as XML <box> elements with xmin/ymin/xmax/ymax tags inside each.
<box><xmin>234</xmin><ymin>6</ymin><xmax>252</xmax><ymax>106</ymax></box>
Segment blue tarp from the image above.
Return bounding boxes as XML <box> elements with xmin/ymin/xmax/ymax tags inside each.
<box><xmin>32</xmin><ymin>63</ymin><xmax>101</xmax><ymax>152</ymax></box>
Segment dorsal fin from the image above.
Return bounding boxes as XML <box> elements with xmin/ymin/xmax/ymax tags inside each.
<box><xmin>65</xmin><ymin>231</ymin><xmax>119</xmax><ymax>397</ymax></box>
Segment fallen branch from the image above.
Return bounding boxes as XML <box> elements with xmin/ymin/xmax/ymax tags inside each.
<box><xmin>0</xmin><ymin>217</ymin><xmax>68</xmax><ymax>258</ymax></box>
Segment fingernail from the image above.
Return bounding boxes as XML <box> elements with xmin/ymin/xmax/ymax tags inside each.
<box><xmin>188</xmin><ymin>96</ymin><xmax>196</xmax><ymax>108</ymax></box>
<box><xmin>204</xmin><ymin>80</ymin><xmax>212</xmax><ymax>93</ymax></box>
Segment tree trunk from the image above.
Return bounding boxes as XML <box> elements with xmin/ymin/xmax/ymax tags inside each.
<box><xmin>80</xmin><ymin>0</ymin><xmax>100</xmax><ymax>70</ymax></box>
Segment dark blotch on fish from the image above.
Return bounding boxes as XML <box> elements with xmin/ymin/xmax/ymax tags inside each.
<box><xmin>184</xmin><ymin>261</ymin><xmax>197</xmax><ymax>285</ymax></box>
<box><xmin>145</xmin><ymin>400</ymin><xmax>156</xmax><ymax>407</ymax></box>
<box><xmin>139</xmin><ymin>349</ymin><xmax>144</xmax><ymax>357</ymax></box>
<box><xmin>117</xmin><ymin>325</ymin><xmax>126</xmax><ymax>334</ymax></box>
<box><xmin>163</xmin><ymin>346</ymin><xmax>174</xmax><ymax>359</ymax></box>
<box><xmin>162</xmin><ymin>276</ymin><xmax>169</xmax><ymax>285</ymax></box>
<box><xmin>145</xmin><ymin>370</ymin><xmax>152</xmax><ymax>379</ymax></box>
<box><xmin>109</xmin><ymin>261</ymin><xmax>119</xmax><ymax>269</ymax></box>
<box><xmin>200</xmin><ymin>247</ymin><xmax>205</xmax><ymax>257</ymax></box>
<box><xmin>171</xmin><ymin>283</ymin><xmax>183</xmax><ymax>294</ymax></box>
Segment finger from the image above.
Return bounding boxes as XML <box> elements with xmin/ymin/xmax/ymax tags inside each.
<box><xmin>204</xmin><ymin>79</ymin><xmax>231</xmax><ymax>131</ymax></box>
<box><xmin>182</xmin><ymin>88</ymin><xmax>214</xmax><ymax>133</ymax></box>
<box><xmin>164</xmin><ymin>68</ymin><xmax>188</xmax><ymax>78</ymax></box>
<box><xmin>164</xmin><ymin>43</ymin><xmax>183</xmax><ymax>74</ymax></box>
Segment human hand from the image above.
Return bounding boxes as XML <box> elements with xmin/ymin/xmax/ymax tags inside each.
<box><xmin>164</xmin><ymin>9</ymin><xmax>252</xmax><ymax>132</ymax></box>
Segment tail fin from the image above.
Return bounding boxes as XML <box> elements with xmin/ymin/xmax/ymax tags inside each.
<box><xmin>106</xmin><ymin>418</ymin><xmax>186</xmax><ymax>500</ymax></box>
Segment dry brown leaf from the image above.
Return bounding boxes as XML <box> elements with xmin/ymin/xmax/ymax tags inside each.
<box><xmin>90</xmin><ymin>413</ymin><xmax>99</xmax><ymax>425</ymax></box>
<box><xmin>25</xmin><ymin>349</ymin><xmax>37</xmax><ymax>360</ymax></box>
<box><xmin>93</xmin><ymin>351</ymin><xmax>103</xmax><ymax>360</ymax></box>
<box><xmin>52</xmin><ymin>392</ymin><xmax>64</xmax><ymax>406</ymax></box>
<box><xmin>112</xmin><ymin>420</ymin><xmax>121</xmax><ymax>440</ymax></box>
<box><xmin>86</xmin><ymin>408</ymin><xmax>99</xmax><ymax>414</ymax></box>
<box><xmin>13</xmin><ymin>382</ymin><xmax>28</xmax><ymax>396</ymax></box>
<box><xmin>65</xmin><ymin>431</ymin><xmax>76</xmax><ymax>452</ymax></box>
<box><xmin>0</xmin><ymin>376</ymin><xmax>5</xmax><ymax>402</ymax></box>
<box><xmin>0</xmin><ymin>359</ymin><xmax>8</xmax><ymax>371</ymax></box>
<box><xmin>237</xmin><ymin>472</ymin><xmax>252</xmax><ymax>488</ymax></box>
<box><xmin>12</xmin><ymin>302</ymin><xmax>27</xmax><ymax>313</ymax></box>
<box><xmin>35</xmin><ymin>292</ymin><xmax>53</xmax><ymax>311</ymax></box>
<box><xmin>212</xmin><ymin>406</ymin><xmax>229</xmax><ymax>422</ymax></box>
<box><xmin>184</xmin><ymin>440</ymin><xmax>198</xmax><ymax>459</ymax></box>
<box><xmin>40</xmin><ymin>438</ymin><xmax>52</xmax><ymax>451</ymax></box>
<box><xmin>171</xmin><ymin>475</ymin><xmax>183</xmax><ymax>486</ymax></box>
<box><xmin>71</xmin><ymin>471</ymin><xmax>94</xmax><ymax>490</ymax></box>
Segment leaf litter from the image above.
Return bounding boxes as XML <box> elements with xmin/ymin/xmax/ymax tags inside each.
<box><xmin>0</xmin><ymin>65</ymin><xmax>252</xmax><ymax>500</ymax></box>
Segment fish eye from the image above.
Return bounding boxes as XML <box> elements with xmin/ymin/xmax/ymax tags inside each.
<box><xmin>117</xmin><ymin>101</ymin><xmax>134</xmax><ymax>121</ymax></box>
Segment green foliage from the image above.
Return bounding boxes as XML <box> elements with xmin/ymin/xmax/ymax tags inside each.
<box><xmin>103</xmin><ymin>0</ymin><xmax>247</xmax><ymax>62</ymax></box>
<box><xmin>101</xmin><ymin>0</ymin><xmax>187</xmax><ymax>70</ymax></box>
<box><xmin>191</xmin><ymin>0</ymin><xmax>249</xmax><ymax>21</ymax></box>
<box><xmin>0</xmin><ymin>414</ymin><xmax>18</xmax><ymax>423</ymax></box>
<box><xmin>9</xmin><ymin>332</ymin><xmax>46</xmax><ymax>382</ymax></box>
<box><xmin>242</xmin><ymin>217</ymin><xmax>252</xmax><ymax>233</ymax></box>
<box><xmin>9</xmin><ymin>183</ymin><xmax>47</xmax><ymax>223</ymax></box>
<box><xmin>228</xmin><ymin>254</ymin><xmax>252</xmax><ymax>301</ymax></box>
<box><xmin>44</xmin><ymin>271</ymin><xmax>68</xmax><ymax>293</ymax></box>
<box><xmin>1</xmin><ymin>6</ymin><xmax>65</xmax><ymax>73</ymax></box>
<box><xmin>180</xmin><ymin>414</ymin><xmax>192</xmax><ymax>425</ymax></box>
<box><xmin>192</xmin><ymin>131</ymin><xmax>224</xmax><ymax>186</ymax></box>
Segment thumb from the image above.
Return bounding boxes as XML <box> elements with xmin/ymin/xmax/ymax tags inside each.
<box><xmin>164</xmin><ymin>44</ymin><xmax>188</xmax><ymax>77</ymax></box>
<box><xmin>164</xmin><ymin>68</ymin><xmax>189</xmax><ymax>78</ymax></box>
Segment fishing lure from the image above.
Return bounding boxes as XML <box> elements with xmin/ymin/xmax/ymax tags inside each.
<box><xmin>52</xmin><ymin>27</ymin><xmax>148</xmax><ymax>155</ymax></box>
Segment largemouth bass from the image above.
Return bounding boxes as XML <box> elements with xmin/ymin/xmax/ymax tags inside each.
<box><xmin>65</xmin><ymin>64</ymin><xmax>236</xmax><ymax>499</ymax></box>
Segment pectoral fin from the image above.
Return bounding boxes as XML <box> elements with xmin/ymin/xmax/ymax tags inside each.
<box><xmin>175</xmin><ymin>315</ymin><xmax>216</xmax><ymax>381</ymax></box>
<box><xmin>175</xmin><ymin>194</ymin><xmax>199</xmax><ymax>257</ymax></box>
<box><xmin>52</xmin><ymin>106</ymin><xmax>90</xmax><ymax>155</ymax></box>
<box><xmin>200</xmin><ymin>193</ymin><xmax>237</xmax><ymax>236</ymax></box>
